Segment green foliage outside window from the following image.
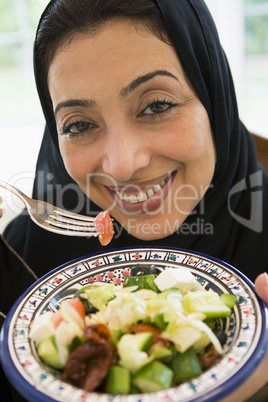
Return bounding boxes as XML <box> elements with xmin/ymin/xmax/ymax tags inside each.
<box><xmin>244</xmin><ymin>0</ymin><xmax>268</xmax><ymax>54</ymax></box>
<box><xmin>0</xmin><ymin>0</ymin><xmax>267</xmax><ymax>67</ymax></box>
<box><xmin>0</xmin><ymin>0</ymin><xmax>48</xmax><ymax>66</ymax></box>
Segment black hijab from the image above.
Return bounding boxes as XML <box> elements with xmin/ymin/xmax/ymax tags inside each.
<box><xmin>3</xmin><ymin>0</ymin><xmax>268</xmax><ymax>297</ymax></box>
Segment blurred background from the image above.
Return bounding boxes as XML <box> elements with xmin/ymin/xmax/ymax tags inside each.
<box><xmin>0</xmin><ymin>0</ymin><xmax>268</xmax><ymax>233</ymax></box>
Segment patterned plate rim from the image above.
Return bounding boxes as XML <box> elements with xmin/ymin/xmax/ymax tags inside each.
<box><xmin>1</xmin><ymin>246</ymin><xmax>268</xmax><ymax>402</ymax></box>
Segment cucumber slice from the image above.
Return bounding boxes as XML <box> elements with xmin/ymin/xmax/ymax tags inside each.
<box><xmin>132</xmin><ymin>361</ymin><xmax>173</xmax><ymax>392</ymax></box>
<box><xmin>105</xmin><ymin>365</ymin><xmax>130</xmax><ymax>394</ymax></box>
<box><xmin>220</xmin><ymin>293</ymin><xmax>237</xmax><ymax>309</ymax></box>
<box><xmin>84</xmin><ymin>284</ymin><xmax>115</xmax><ymax>311</ymax></box>
<box><xmin>182</xmin><ymin>290</ymin><xmax>231</xmax><ymax>318</ymax></box>
<box><xmin>117</xmin><ymin>332</ymin><xmax>154</xmax><ymax>372</ymax></box>
<box><xmin>151</xmin><ymin>312</ymin><xmax>167</xmax><ymax>331</ymax></box>
<box><xmin>158</xmin><ymin>288</ymin><xmax>182</xmax><ymax>312</ymax></box>
<box><xmin>169</xmin><ymin>348</ymin><xmax>202</xmax><ymax>384</ymax></box>
<box><xmin>37</xmin><ymin>335</ymin><xmax>64</xmax><ymax>370</ymax></box>
<box><xmin>149</xmin><ymin>343</ymin><xmax>173</xmax><ymax>360</ymax></box>
<box><xmin>160</xmin><ymin>287</ymin><xmax>182</xmax><ymax>299</ymax></box>
<box><xmin>110</xmin><ymin>329</ymin><xmax>123</xmax><ymax>346</ymax></box>
<box><xmin>122</xmin><ymin>332</ymin><xmax>154</xmax><ymax>352</ymax></box>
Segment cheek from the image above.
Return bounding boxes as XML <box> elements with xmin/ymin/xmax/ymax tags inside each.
<box><xmin>59</xmin><ymin>142</ymin><xmax>97</xmax><ymax>182</ymax></box>
<box><xmin>162</xmin><ymin>109</ymin><xmax>214</xmax><ymax>163</ymax></box>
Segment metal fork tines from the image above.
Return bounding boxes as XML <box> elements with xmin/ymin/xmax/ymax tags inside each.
<box><xmin>45</xmin><ymin>210</ymin><xmax>99</xmax><ymax>236</ymax></box>
<box><xmin>0</xmin><ymin>180</ymin><xmax>100</xmax><ymax>237</ymax></box>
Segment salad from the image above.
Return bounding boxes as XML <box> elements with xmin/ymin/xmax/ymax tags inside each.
<box><xmin>29</xmin><ymin>265</ymin><xmax>237</xmax><ymax>395</ymax></box>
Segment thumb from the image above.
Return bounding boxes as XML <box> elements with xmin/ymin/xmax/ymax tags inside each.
<box><xmin>255</xmin><ymin>273</ymin><xmax>268</xmax><ymax>305</ymax></box>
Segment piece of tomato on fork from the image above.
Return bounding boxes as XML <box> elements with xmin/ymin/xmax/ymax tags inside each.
<box><xmin>94</xmin><ymin>211</ymin><xmax>114</xmax><ymax>246</ymax></box>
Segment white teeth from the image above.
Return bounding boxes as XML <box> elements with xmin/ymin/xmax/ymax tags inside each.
<box><xmin>116</xmin><ymin>174</ymin><xmax>171</xmax><ymax>204</ymax></box>
<box><xmin>128</xmin><ymin>195</ymin><xmax>138</xmax><ymax>204</ymax></box>
<box><xmin>147</xmin><ymin>188</ymin><xmax>154</xmax><ymax>198</ymax></box>
<box><xmin>153</xmin><ymin>184</ymin><xmax>162</xmax><ymax>192</ymax></box>
<box><xmin>138</xmin><ymin>192</ymin><xmax>148</xmax><ymax>202</ymax></box>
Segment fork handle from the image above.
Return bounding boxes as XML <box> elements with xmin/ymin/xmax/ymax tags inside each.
<box><xmin>0</xmin><ymin>180</ymin><xmax>31</xmax><ymax>205</ymax></box>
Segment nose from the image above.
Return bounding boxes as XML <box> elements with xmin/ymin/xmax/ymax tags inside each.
<box><xmin>101</xmin><ymin>129</ymin><xmax>152</xmax><ymax>181</ymax></box>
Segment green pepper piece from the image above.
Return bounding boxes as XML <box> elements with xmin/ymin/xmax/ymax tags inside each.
<box><xmin>219</xmin><ymin>293</ymin><xmax>237</xmax><ymax>309</ymax></box>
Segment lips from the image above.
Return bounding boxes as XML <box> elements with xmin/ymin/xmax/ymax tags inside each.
<box><xmin>106</xmin><ymin>172</ymin><xmax>175</xmax><ymax>214</ymax></box>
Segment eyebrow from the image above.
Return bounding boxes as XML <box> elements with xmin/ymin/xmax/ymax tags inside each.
<box><xmin>54</xmin><ymin>69</ymin><xmax>179</xmax><ymax>117</ymax></box>
<box><xmin>120</xmin><ymin>69</ymin><xmax>179</xmax><ymax>97</ymax></box>
<box><xmin>54</xmin><ymin>99</ymin><xmax>96</xmax><ymax>118</ymax></box>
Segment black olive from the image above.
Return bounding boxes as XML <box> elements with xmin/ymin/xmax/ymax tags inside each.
<box><xmin>215</xmin><ymin>330</ymin><xmax>227</xmax><ymax>346</ymax></box>
<box><xmin>130</xmin><ymin>264</ymin><xmax>161</xmax><ymax>276</ymax></box>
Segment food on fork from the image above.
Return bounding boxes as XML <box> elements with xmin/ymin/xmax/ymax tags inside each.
<box><xmin>94</xmin><ymin>211</ymin><xmax>114</xmax><ymax>246</ymax></box>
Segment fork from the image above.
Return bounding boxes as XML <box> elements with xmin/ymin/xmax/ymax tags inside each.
<box><xmin>0</xmin><ymin>180</ymin><xmax>100</xmax><ymax>237</ymax></box>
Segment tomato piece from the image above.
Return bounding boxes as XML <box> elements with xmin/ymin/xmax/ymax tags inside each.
<box><xmin>94</xmin><ymin>211</ymin><xmax>114</xmax><ymax>246</ymax></box>
<box><xmin>51</xmin><ymin>310</ymin><xmax>64</xmax><ymax>329</ymax></box>
<box><xmin>68</xmin><ymin>297</ymin><xmax>86</xmax><ymax>319</ymax></box>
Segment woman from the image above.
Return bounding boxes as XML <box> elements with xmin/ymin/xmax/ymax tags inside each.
<box><xmin>1</xmin><ymin>0</ymin><xmax>268</xmax><ymax>400</ymax></box>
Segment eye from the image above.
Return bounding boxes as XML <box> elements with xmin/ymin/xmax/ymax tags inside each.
<box><xmin>139</xmin><ymin>99</ymin><xmax>178</xmax><ymax>119</ymax></box>
<box><xmin>62</xmin><ymin>120</ymin><xmax>97</xmax><ymax>138</ymax></box>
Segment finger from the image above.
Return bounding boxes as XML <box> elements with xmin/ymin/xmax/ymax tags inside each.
<box><xmin>255</xmin><ymin>273</ymin><xmax>268</xmax><ymax>305</ymax></box>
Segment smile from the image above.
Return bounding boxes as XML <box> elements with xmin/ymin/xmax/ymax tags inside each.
<box><xmin>106</xmin><ymin>172</ymin><xmax>175</xmax><ymax>214</ymax></box>
<box><xmin>116</xmin><ymin>173</ymin><xmax>172</xmax><ymax>204</ymax></box>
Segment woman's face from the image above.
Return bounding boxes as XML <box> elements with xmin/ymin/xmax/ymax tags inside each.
<box><xmin>48</xmin><ymin>20</ymin><xmax>215</xmax><ymax>240</ymax></box>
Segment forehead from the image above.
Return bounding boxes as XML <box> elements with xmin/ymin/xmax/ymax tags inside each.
<box><xmin>47</xmin><ymin>20</ymin><xmax>189</xmax><ymax>99</ymax></box>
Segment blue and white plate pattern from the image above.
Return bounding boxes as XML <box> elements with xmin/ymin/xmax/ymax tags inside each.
<box><xmin>1</xmin><ymin>246</ymin><xmax>268</xmax><ymax>402</ymax></box>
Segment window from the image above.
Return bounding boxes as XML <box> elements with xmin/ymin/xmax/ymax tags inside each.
<box><xmin>205</xmin><ymin>0</ymin><xmax>268</xmax><ymax>138</ymax></box>
<box><xmin>244</xmin><ymin>0</ymin><xmax>268</xmax><ymax>136</ymax></box>
<box><xmin>0</xmin><ymin>0</ymin><xmax>49</xmax><ymax>232</ymax></box>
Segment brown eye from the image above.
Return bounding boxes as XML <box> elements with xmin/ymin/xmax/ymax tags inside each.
<box><xmin>148</xmin><ymin>101</ymin><xmax>171</xmax><ymax>114</ymax></box>
<box><xmin>68</xmin><ymin>121</ymin><xmax>90</xmax><ymax>134</ymax></box>
<box><xmin>62</xmin><ymin>120</ymin><xmax>98</xmax><ymax>138</ymax></box>
<box><xmin>139</xmin><ymin>99</ymin><xmax>178</xmax><ymax>118</ymax></box>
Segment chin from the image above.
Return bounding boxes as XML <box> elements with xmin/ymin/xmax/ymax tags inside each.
<box><xmin>126</xmin><ymin>230</ymin><xmax>164</xmax><ymax>241</ymax></box>
<box><xmin>122</xmin><ymin>216</ymin><xmax>181</xmax><ymax>241</ymax></box>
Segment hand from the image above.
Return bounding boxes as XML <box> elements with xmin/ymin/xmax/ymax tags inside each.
<box><xmin>220</xmin><ymin>273</ymin><xmax>268</xmax><ymax>401</ymax></box>
<box><xmin>255</xmin><ymin>272</ymin><xmax>268</xmax><ymax>305</ymax></box>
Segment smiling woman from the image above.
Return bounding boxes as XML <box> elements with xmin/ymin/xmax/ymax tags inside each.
<box><xmin>1</xmin><ymin>1</ymin><xmax>268</xmax><ymax>399</ymax></box>
<box><xmin>2</xmin><ymin>0</ymin><xmax>267</xmax><ymax>287</ymax></box>
<box><xmin>47</xmin><ymin>23</ymin><xmax>215</xmax><ymax>240</ymax></box>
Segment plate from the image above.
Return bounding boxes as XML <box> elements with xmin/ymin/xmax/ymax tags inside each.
<box><xmin>1</xmin><ymin>246</ymin><xmax>268</xmax><ymax>402</ymax></box>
